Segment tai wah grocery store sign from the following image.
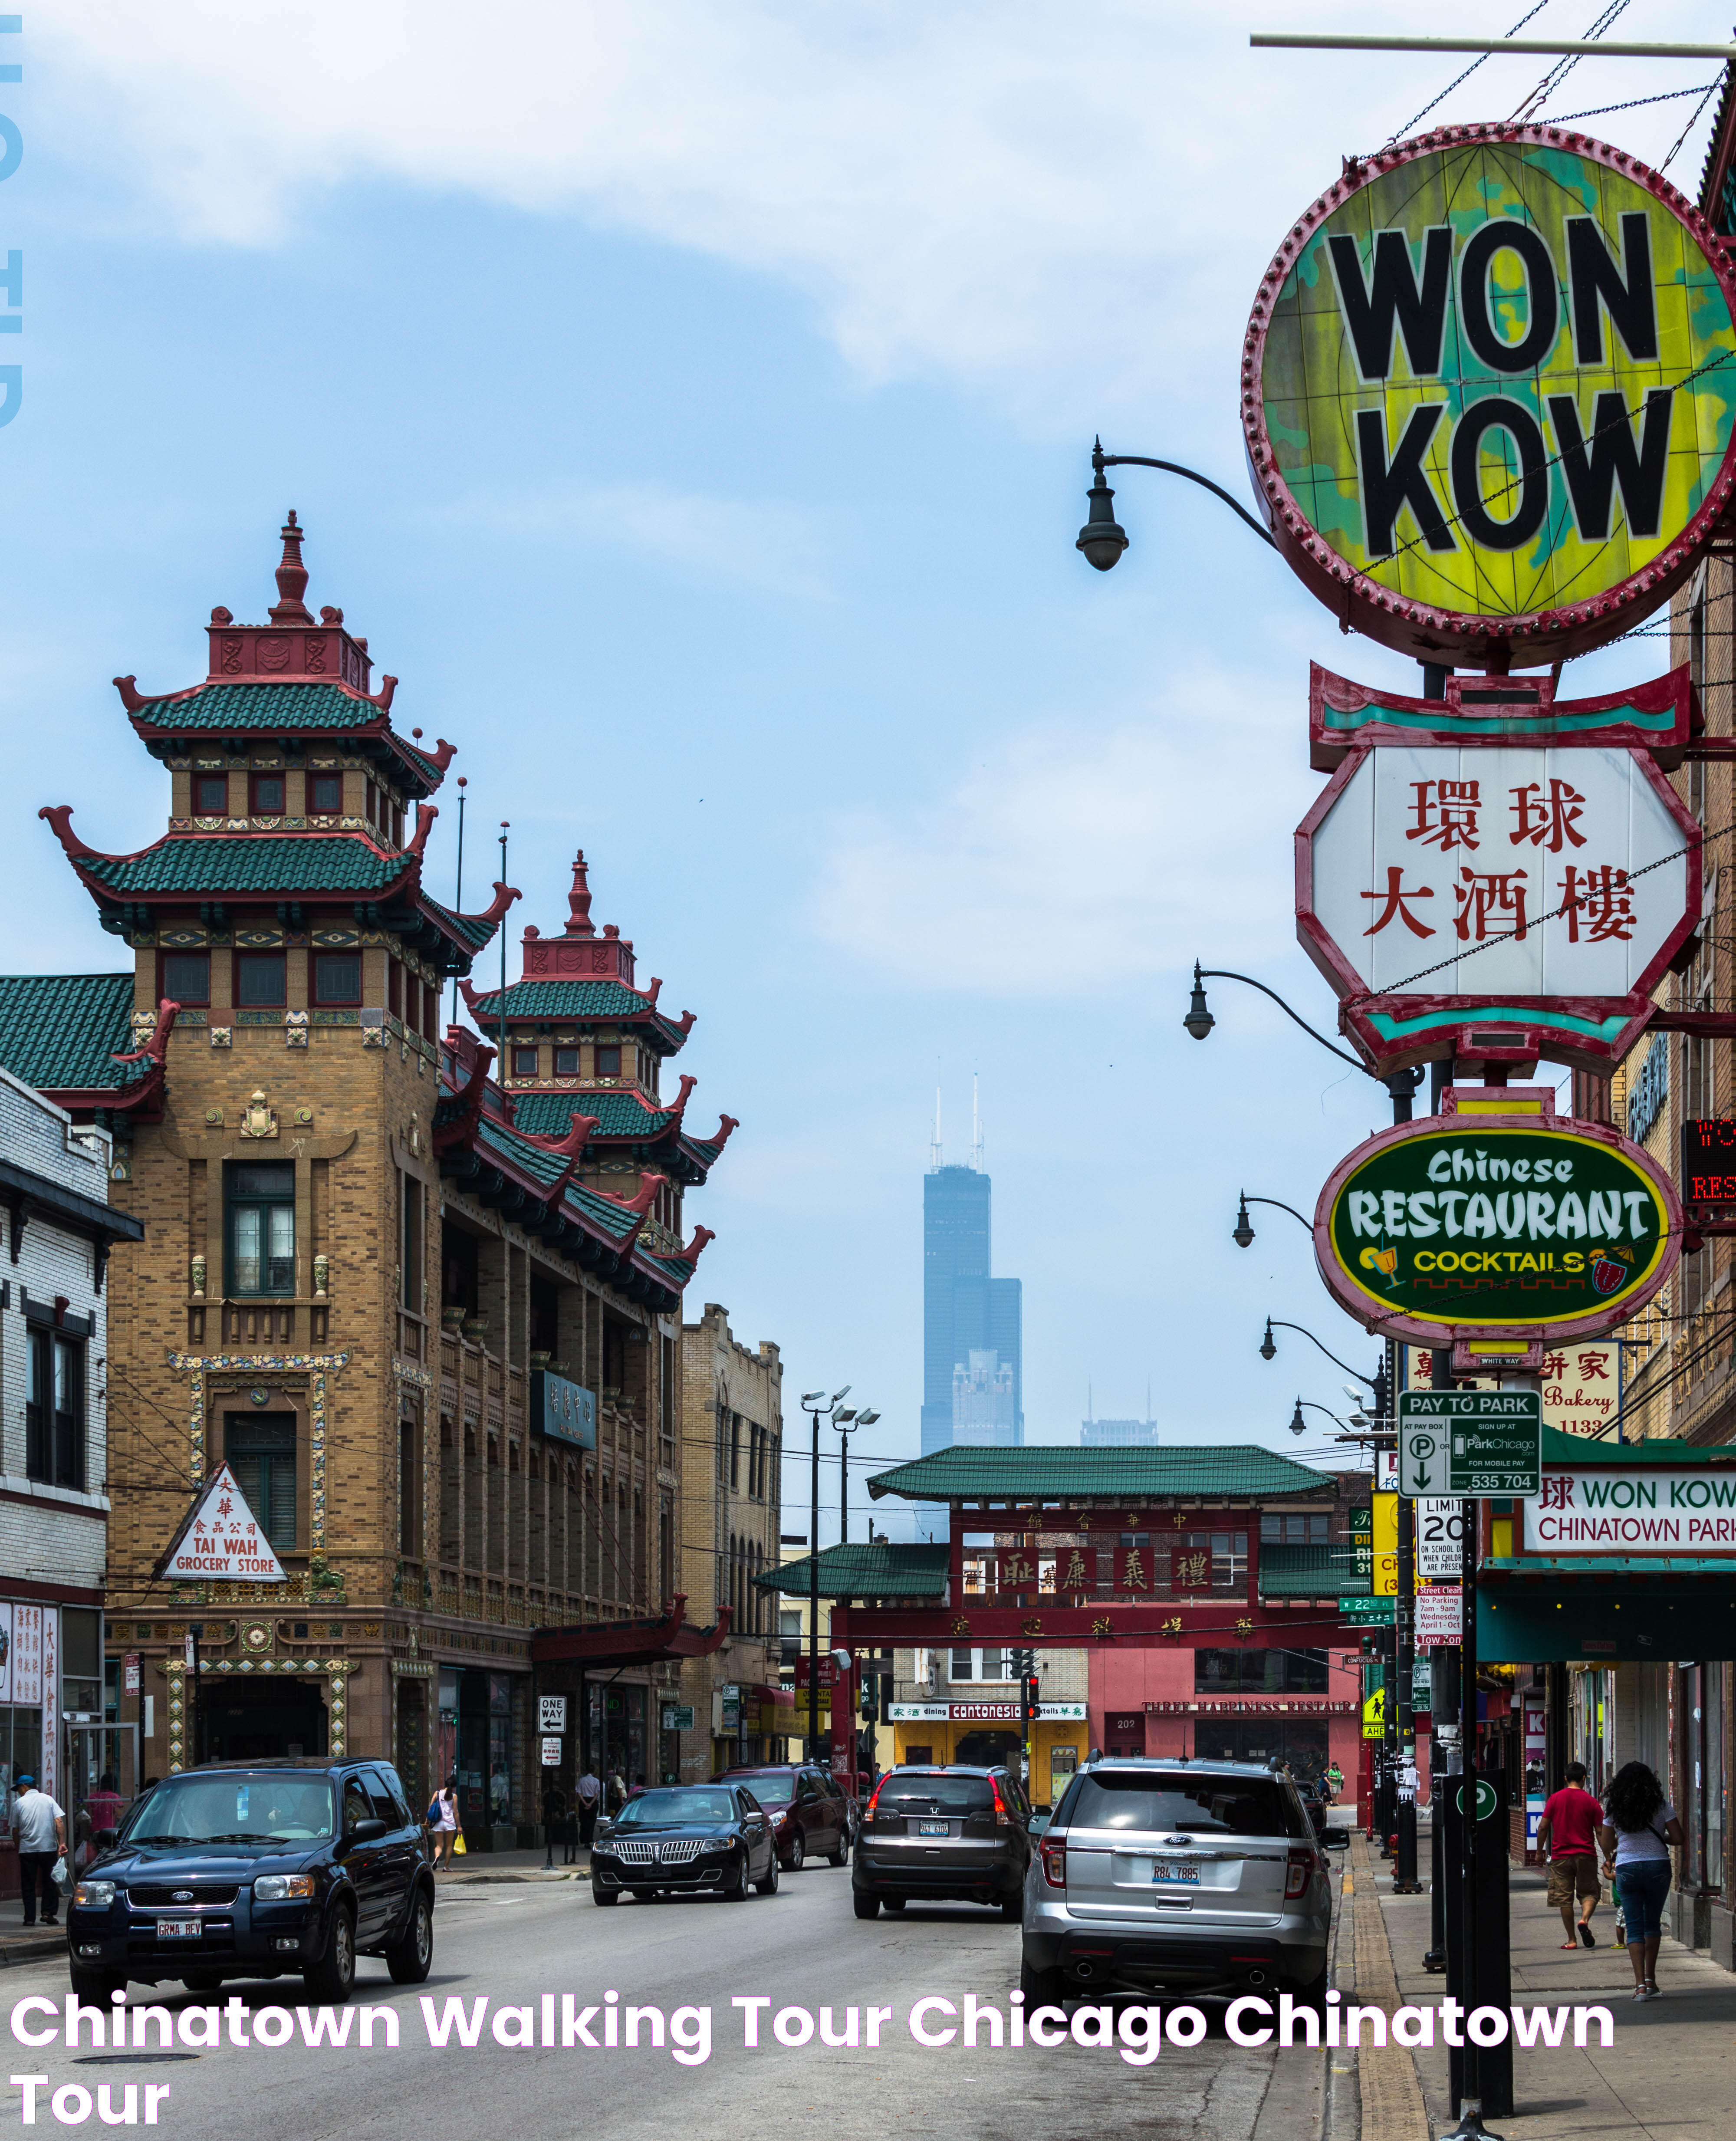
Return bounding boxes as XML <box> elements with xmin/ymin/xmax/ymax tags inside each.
<box><xmin>1524</xmin><ymin>1468</ymin><xmax>1736</xmax><ymax>1554</ymax></box>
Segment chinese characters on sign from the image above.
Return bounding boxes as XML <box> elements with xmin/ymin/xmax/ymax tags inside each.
<box><xmin>159</xmin><ymin>1464</ymin><xmax>286</xmax><ymax>1582</ymax></box>
<box><xmin>1411</xmin><ymin>1342</ymin><xmax>1618</xmax><ymax>1438</ymax></box>
<box><xmin>967</xmin><ymin>1536</ymin><xmax>1244</xmax><ymax>1596</ymax></box>
<box><xmin>1526</xmin><ymin>1470</ymin><xmax>1736</xmax><ymax>1552</ymax></box>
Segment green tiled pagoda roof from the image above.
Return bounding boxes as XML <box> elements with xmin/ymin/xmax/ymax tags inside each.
<box><xmin>466</xmin><ymin>977</ymin><xmax>686</xmax><ymax>1047</ymax></box>
<box><xmin>755</xmin><ymin>1542</ymin><xmax>950</xmax><ymax>1599</ymax></box>
<box><xmin>134</xmin><ymin>682</ymin><xmax>379</xmax><ymax>731</ymax></box>
<box><xmin>0</xmin><ymin>973</ymin><xmax>148</xmax><ymax>1092</ymax></box>
<box><xmin>421</xmin><ymin>893</ymin><xmax>505</xmax><ymax>953</ymax></box>
<box><xmin>865</xmin><ymin>1446</ymin><xmax>1335</xmax><ymax>1503</ymax></box>
<box><xmin>79</xmin><ymin>833</ymin><xmax>406</xmax><ymax>898</ymax></box>
<box><xmin>510</xmin><ymin>1091</ymin><xmax>679</xmax><ymax>1140</ymax></box>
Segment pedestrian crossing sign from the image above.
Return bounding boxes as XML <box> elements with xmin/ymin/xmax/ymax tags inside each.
<box><xmin>1361</xmin><ymin>1687</ymin><xmax>1385</xmax><ymax>1739</ymax></box>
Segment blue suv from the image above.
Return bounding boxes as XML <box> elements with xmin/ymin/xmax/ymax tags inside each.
<box><xmin>66</xmin><ymin>1760</ymin><xmax>435</xmax><ymax>2005</ymax></box>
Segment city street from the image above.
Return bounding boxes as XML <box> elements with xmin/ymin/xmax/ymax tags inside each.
<box><xmin>0</xmin><ymin>1864</ymin><xmax>1327</xmax><ymax>2141</ymax></box>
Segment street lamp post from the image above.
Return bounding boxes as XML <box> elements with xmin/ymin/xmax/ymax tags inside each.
<box><xmin>836</xmin><ymin>1409</ymin><xmax>878</xmax><ymax>1546</ymax></box>
<box><xmin>1076</xmin><ymin>439</ymin><xmax>1279</xmax><ymax>569</ymax></box>
<box><xmin>1233</xmin><ymin>1193</ymin><xmax>1312</xmax><ymax>1247</ymax></box>
<box><xmin>801</xmin><ymin>1387</ymin><xmax>848</xmax><ymax>1764</ymax></box>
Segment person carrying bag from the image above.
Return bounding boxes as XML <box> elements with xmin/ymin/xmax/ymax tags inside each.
<box><xmin>1597</xmin><ymin>1760</ymin><xmax>1683</xmax><ymax>2002</ymax></box>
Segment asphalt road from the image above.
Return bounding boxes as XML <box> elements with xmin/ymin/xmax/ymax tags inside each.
<box><xmin>0</xmin><ymin>1867</ymin><xmax>1326</xmax><ymax>2141</ymax></box>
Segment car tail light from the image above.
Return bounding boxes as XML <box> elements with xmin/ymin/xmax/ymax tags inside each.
<box><xmin>1285</xmin><ymin>1847</ymin><xmax>1316</xmax><ymax>1899</ymax></box>
<box><xmin>990</xmin><ymin>1779</ymin><xmax>1010</xmax><ymax>1828</ymax></box>
<box><xmin>1041</xmin><ymin>1838</ymin><xmax>1066</xmax><ymax>1888</ymax></box>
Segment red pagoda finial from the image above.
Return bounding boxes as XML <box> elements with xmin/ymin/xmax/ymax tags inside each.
<box><xmin>268</xmin><ymin>509</ymin><xmax>314</xmax><ymax>625</ymax></box>
<box><xmin>565</xmin><ymin>848</ymin><xmax>595</xmax><ymax>937</ymax></box>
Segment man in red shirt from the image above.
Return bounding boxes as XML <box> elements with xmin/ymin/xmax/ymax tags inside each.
<box><xmin>1536</xmin><ymin>1762</ymin><xmax>1604</xmax><ymax>1947</ymax></box>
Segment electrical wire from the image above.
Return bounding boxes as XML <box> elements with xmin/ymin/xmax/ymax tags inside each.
<box><xmin>1381</xmin><ymin>0</ymin><xmax>1555</xmax><ymax>145</ymax></box>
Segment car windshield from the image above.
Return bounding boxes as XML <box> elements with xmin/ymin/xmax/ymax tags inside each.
<box><xmin>730</xmin><ymin>1775</ymin><xmax>794</xmax><ymax>1806</ymax></box>
<box><xmin>1064</xmin><ymin>1773</ymin><xmax>1301</xmax><ymax>1838</ymax></box>
<box><xmin>124</xmin><ymin>1774</ymin><xmax>335</xmax><ymax>1845</ymax></box>
<box><xmin>878</xmin><ymin>1775</ymin><xmax>995</xmax><ymax>1815</ymax></box>
<box><xmin>614</xmin><ymin>1789</ymin><xmax>735</xmax><ymax>1827</ymax></box>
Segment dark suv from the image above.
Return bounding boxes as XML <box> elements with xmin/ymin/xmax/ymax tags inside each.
<box><xmin>852</xmin><ymin>1765</ymin><xmax>1032</xmax><ymax>1920</ymax></box>
<box><xmin>717</xmin><ymin>1766</ymin><xmax>851</xmax><ymax>1870</ymax></box>
<box><xmin>66</xmin><ymin>1760</ymin><xmax>435</xmax><ymax>2005</ymax></box>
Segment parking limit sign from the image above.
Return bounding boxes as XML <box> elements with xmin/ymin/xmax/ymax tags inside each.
<box><xmin>540</xmin><ymin>1736</ymin><xmax>562</xmax><ymax>1768</ymax></box>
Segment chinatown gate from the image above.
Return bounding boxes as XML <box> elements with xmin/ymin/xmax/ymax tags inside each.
<box><xmin>776</xmin><ymin>1446</ymin><xmax>1370</xmax><ymax>1807</ymax></box>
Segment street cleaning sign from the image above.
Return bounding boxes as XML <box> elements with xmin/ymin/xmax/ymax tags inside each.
<box><xmin>155</xmin><ymin>1463</ymin><xmax>285</xmax><ymax>1583</ymax></box>
<box><xmin>1400</xmin><ymin>1388</ymin><xmax>1542</xmax><ymax>1497</ymax></box>
<box><xmin>1245</xmin><ymin>127</ymin><xmax>1736</xmax><ymax>666</ymax></box>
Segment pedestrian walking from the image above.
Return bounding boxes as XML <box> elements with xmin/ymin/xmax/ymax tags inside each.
<box><xmin>605</xmin><ymin>1769</ymin><xmax>626</xmax><ymax>1815</ymax></box>
<box><xmin>574</xmin><ymin>1766</ymin><xmax>601</xmax><ymax>1854</ymax></box>
<box><xmin>1325</xmin><ymin>1760</ymin><xmax>1344</xmax><ymax>1804</ymax></box>
<box><xmin>10</xmin><ymin>1774</ymin><xmax>66</xmax><ymax>1927</ymax></box>
<box><xmin>427</xmin><ymin>1778</ymin><xmax>460</xmax><ymax>1870</ymax></box>
<box><xmin>1537</xmin><ymin>1761</ymin><xmax>1604</xmax><ymax>1949</ymax></box>
<box><xmin>85</xmin><ymin>1773</ymin><xmax>123</xmax><ymax>1851</ymax></box>
<box><xmin>1597</xmin><ymin>1760</ymin><xmax>1683</xmax><ymax>2001</ymax></box>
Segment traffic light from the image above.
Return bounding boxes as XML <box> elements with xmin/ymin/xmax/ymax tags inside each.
<box><xmin>1022</xmin><ymin>1673</ymin><xmax>1041</xmax><ymax>1723</ymax></box>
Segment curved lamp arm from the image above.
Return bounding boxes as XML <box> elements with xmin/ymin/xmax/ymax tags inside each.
<box><xmin>1295</xmin><ymin>1400</ymin><xmax>1351</xmax><ymax>1430</ymax></box>
<box><xmin>1193</xmin><ymin>964</ymin><xmax>1370</xmax><ymax>1074</ymax></box>
<box><xmin>1244</xmin><ymin>1194</ymin><xmax>1312</xmax><ymax>1231</ymax></box>
<box><xmin>1095</xmin><ymin>445</ymin><xmax>1278</xmax><ymax>550</ymax></box>
<box><xmin>1262</xmin><ymin>1317</ymin><xmax>1379</xmax><ymax>1390</ymax></box>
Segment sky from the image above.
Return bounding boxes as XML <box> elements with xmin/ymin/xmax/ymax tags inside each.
<box><xmin>3</xmin><ymin>3</ymin><xmax>1729</xmax><ymax>1542</ymax></box>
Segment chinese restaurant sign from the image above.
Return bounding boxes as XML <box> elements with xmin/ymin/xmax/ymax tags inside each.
<box><xmin>1247</xmin><ymin>127</ymin><xmax>1736</xmax><ymax>665</ymax></box>
<box><xmin>1297</xmin><ymin>741</ymin><xmax>1699</xmax><ymax>1074</ymax></box>
<box><xmin>156</xmin><ymin>1463</ymin><xmax>285</xmax><ymax>1583</ymax></box>
<box><xmin>1316</xmin><ymin>1087</ymin><xmax>1679</xmax><ymax>1344</ymax></box>
<box><xmin>1525</xmin><ymin>1468</ymin><xmax>1736</xmax><ymax>1552</ymax></box>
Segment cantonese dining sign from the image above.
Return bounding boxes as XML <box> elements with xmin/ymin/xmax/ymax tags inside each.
<box><xmin>156</xmin><ymin>1463</ymin><xmax>285</xmax><ymax>1582</ymax></box>
<box><xmin>1523</xmin><ymin>1470</ymin><xmax>1736</xmax><ymax>1554</ymax></box>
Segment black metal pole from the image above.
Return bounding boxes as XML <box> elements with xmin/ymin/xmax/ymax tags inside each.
<box><xmin>1394</xmin><ymin>1362</ymin><xmax>1420</xmax><ymax>1889</ymax></box>
<box><xmin>1423</xmin><ymin>1343</ymin><xmax>1454</xmax><ymax>1969</ymax></box>
<box><xmin>1459</xmin><ymin>1491</ymin><xmax>1482</xmax><ymax>2125</ymax></box>
<box><xmin>838</xmin><ymin>1428</ymin><xmax>851</xmax><ymax>1548</ymax></box>
<box><xmin>450</xmin><ymin>776</ymin><xmax>467</xmax><ymax>1029</ymax></box>
<box><xmin>808</xmin><ymin>1408</ymin><xmax>822</xmax><ymax>1762</ymax></box>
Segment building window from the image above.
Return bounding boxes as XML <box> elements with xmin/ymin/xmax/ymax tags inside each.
<box><xmin>161</xmin><ymin>951</ymin><xmax>210</xmax><ymax>1005</ymax></box>
<box><xmin>227</xmin><ymin>1414</ymin><xmax>297</xmax><ymax>1553</ymax></box>
<box><xmin>26</xmin><ymin>1329</ymin><xmax>82</xmax><ymax>1489</ymax></box>
<box><xmin>555</xmin><ymin>1047</ymin><xmax>581</xmax><ymax>1076</ymax></box>
<box><xmin>249</xmin><ymin>772</ymin><xmax>286</xmax><ymax>816</ymax></box>
<box><xmin>401</xmin><ymin>1171</ymin><xmax>424</xmax><ymax>1313</ymax></box>
<box><xmin>387</xmin><ymin>959</ymin><xmax>402</xmax><ymax>1020</ymax></box>
<box><xmin>235</xmin><ymin>952</ymin><xmax>286</xmax><ymax>1008</ymax></box>
<box><xmin>193</xmin><ymin>773</ymin><xmax>229</xmax><ymax>816</ymax></box>
<box><xmin>949</xmin><ymin>1647</ymin><xmax>1009</xmax><ymax>1683</ymax></box>
<box><xmin>398</xmin><ymin>1417</ymin><xmax>418</xmax><ymax>1556</ymax></box>
<box><xmin>596</xmin><ymin>1044</ymin><xmax>621</xmax><ymax>1078</ymax></box>
<box><xmin>1195</xmin><ymin>1648</ymin><xmax>1328</xmax><ymax>1695</ymax></box>
<box><xmin>421</xmin><ymin>980</ymin><xmax>439</xmax><ymax>1043</ymax></box>
<box><xmin>309</xmin><ymin>772</ymin><xmax>342</xmax><ymax>814</ymax></box>
<box><xmin>1260</xmin><ymin>1513</ymin><xmax>1331</xmax><ymax>1545</ymax></box>
<box><xmin>730</xmin><ymin>1414</ymin><xmax>741</xmax><ymax>1488</ymax></box>
<box><xmin>312</xmin><ymin>952</ymin><xmax>361</xmax><ymax>1006</ymax></box>
<box><xmin>228</xmin><ymin>1162</ymin><xmax>296</xmax><ymax>1295</ymax></box>
<box><xmin>512</xmin><ymin>1046</ymin><xmax>539</xmax><ymax>1077</ymax></box>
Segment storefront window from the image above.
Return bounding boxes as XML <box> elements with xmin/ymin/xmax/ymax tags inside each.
<box><xmin>1196</xmin><ymin>1648</ymin><xmax>1328</xmax><ymax>1695</ymax></box>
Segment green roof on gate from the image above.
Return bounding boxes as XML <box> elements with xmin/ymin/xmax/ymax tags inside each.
<box><xmin>133</xmin><ymin>682</ymin><xmax>375</xmax><ymax>731</ymax></box>
<box><xmin>754</xmin><ymin>1542</ymin><xmax>950</xmax><ymax>1599</ymax></box>
<box><xmin>510</xmin><ymin>1090</ymin><xmax>681</xmax><ymax>1141</ymax></box>
<box><xmin>467</xmin><ymin>979</ymin><xmax>665</xmax><ymax>1020</ymax></box>
<box><xmin>864</xmin><ymin>1446</ymin><xmax>1335</xmax><ymax>1502</ymax></box>
<box><xmin>0</xmin><ymin>973</ymin><xmax>149</xmax><ymax>1093</ymax></box>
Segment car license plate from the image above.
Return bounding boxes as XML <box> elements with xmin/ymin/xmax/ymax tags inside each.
<box><xmin>157</xmin><ymin>1918</ymin><xmax>203</xmax><ymax>1939</ymax></box>
<box><xmin>917</xmin><ymin>1821</ymin><xmax>950</xmax><ymax>1837</ymax></box>
<box><xmin>1152</xmin><ymin>1859</ymin><xmax>1200</xmax><ymax>1884</ymax></box>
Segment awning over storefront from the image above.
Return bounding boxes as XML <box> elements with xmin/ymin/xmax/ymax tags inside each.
<box><xmin>531</xmin><ymin>1593</ymin><xmax>731</xmax><ymax>1669</ymax></box>
<box><xmin>1480</xmin><ymin>1556</ymin><xmax>1736</xmax><ymax>1662</ymax></box>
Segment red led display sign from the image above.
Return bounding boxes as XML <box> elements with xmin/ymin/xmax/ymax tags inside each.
<box><xmin>1682</xmin><ymin>1119</ymin><xmax>1736</xmax><ymax>1208</ymax></box>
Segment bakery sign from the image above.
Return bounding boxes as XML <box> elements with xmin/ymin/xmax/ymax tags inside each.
<box><xmin>1524</xmin><ymin>1468</ymin><xmax>1736</xmax><ymax>1553</ymax></box>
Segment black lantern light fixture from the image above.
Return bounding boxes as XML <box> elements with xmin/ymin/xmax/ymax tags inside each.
<box><xmin>1184</xmin><ymin>962</ymin><xmax>1216</xmax><ymax>1041</ymax></box>
<box><xmin>1233</xmin><ymin>1196</ymin><xmax>1255</xmax><ymax>1249</ymax></box>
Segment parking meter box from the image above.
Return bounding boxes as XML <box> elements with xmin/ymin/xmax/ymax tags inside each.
<box><xmin>1441</xmin><ymin>1770</ymin><xmax>1513</xmax><ymax>2120</ymax></box>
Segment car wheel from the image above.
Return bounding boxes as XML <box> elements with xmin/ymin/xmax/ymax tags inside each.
<box><xmin>852</xmin><ymin>1892</ymin><xmax>880</xmax><ymax>1920</ymax></box>
<box><xmin>1020</xmin><ymin>1956</ymin><xmax>1065</xmax><ymax>2004</ymax></box>
<box><xmin>882</xmin><ymin>1897</ymin><xmax>906</xmax><ymax>1913</ymax></box>
<box><xmin>181</xmin><ymin>1970</ymin><xmax>225</xmax><ymax>1993</ymax></box>
<box><xmin>302</xmin><ymin>1905</ymin><xmax>356</xmax><ymax>2005</ymax></box>
<box><xmin>756</xmin><ymin>1853</ymin><xmax>780</xmax><ymax>1898</ymax></box>
<box><xmin>786</xmin><ymin>1829</ymin><xmax>805</xmax><ymax>1873</ymax></box>
<box><xmin>999</xmin><ymin>1892</ymin><xmax>1023</xmax><ymax>1923</ymax></box>
<box><xmin>592</xmin><ymin>1886</ymin><xmax>620</xmax><ymax>1906</ymax></box>
<box><xmin>69</xmin><ymin>1968</ymin><xmax>125</xmax><ymax>2004</ymax></box>
<box><xmin>1290</xmin><ymin>1957</ymin><xmax>1331</xmax><ymax>2013</ymax></box>
<box><xmin>723</xmin><ymin>1853</ymin><xmax>749</xmax><ymax>1902</ymax></box>
<box><xmin>385</xmin><ymin>1890</ymin><xmax>434</xmax><ymax>1984</ymax></box>
<box><xmin>827</xmin><ymin>1836</ymin><xmax>848</xmax><ymax>1868</ymax></box>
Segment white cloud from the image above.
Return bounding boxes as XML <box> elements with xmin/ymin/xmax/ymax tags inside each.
<box><xmin>809</xmin><ymin>666</ymin><xmax>1307</xmax><ymax>993</ymax></box>
<box><xmin>423</xmin><ymin>480</ymin><xmax>829</xmax><ymax>598</ymax></box>
<box><xmin>37</xmin><ymin>2</ymin><xmax>1727</xmax><ymax>422</ymax></box>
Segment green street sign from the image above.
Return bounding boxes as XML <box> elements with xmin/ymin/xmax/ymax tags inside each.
<box><xmin>661</xmin><ymin>1706</ymin><xmax>696</xmax><ymax>1731</ymax></box>
<box><xmin>1456</xmin><ymin>1778</ymin><xmax>1499</xmax><ymax>1822</ymax></box>
<box><xmin>1340</xmin><ymin>1596</ymin><xmax>1395</xmax><ymax>1625</ymax></box>
<box><xmin>1401</xmin><ymin>1388</ymin><xmax>1542</xmax><ymax>1496</ymax></box>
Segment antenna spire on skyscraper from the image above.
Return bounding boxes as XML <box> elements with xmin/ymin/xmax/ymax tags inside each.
<box><xmin>971</xmin><ymin>1072</ymin><xmax>982</xmax><ymax>1171</ymax></box>
<box><xmin>930</xmin><ymin>1062</ymin><xmax>943</xmax><ymax>1172</ymax></box>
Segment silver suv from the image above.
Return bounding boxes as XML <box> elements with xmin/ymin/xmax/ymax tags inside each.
<box><xmin>1020</xmin><ymin>1757</ymin><xmax>1331</xmax><ymax>2006</ymax></box>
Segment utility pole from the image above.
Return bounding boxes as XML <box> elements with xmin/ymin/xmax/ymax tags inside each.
<box><xmin>801</xmin><ymin>1388</ymin><xmax>848</xmax><ymax>1763</ymax></box>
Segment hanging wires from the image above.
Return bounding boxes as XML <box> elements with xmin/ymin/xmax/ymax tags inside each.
<box><xmin>1383</xmin><ymin>0</ymin><xmax>1555</xmax><ymax>145</ymax></box>
<box><xmin>1509</xmin><ymin>0</ymin><xmax>1632</xmax><ymax>122</ymax></box>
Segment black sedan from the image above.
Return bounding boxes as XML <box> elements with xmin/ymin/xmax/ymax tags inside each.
<box><xmin>590</xmin><ymin>1785</ymin><xmax>780</xmax><ymax>1904</ymax></box>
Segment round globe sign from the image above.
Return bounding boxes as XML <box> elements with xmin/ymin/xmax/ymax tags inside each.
<box><xmin>1245</xmin><ymin>124</ymin><xmax>1736</xmax><ymax>665</ymax></box>
<box><xmin>1314</xmin><ymin>1100</ymin><xmax>1680</xmax><ymax>1344</ymax></box>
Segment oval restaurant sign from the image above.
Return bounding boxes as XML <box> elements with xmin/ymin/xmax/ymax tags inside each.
<box><xmin>1314</xmin><ymin>1086</ymin><xmax>1680</xmax><ymax>1344</ymax></box>
<box><xmin>1245</xmin><ymin>126</ymin><xmax>1736</xmax><ymax>664</ymax></box>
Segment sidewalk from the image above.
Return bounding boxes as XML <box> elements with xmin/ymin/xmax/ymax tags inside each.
<box><xmin>433</xmin><ymin>1846</ymin><xmax>590</xmax><ymax>1885</ymax></box>
<box><xmin>0</xmin><ymin>1923</ymin><xmax>67</xmax><ymax>1968</ymax></box>
<box><xmin>1354</xmin><ymin>1822</ymin><xmax>1736</xmax><ymax>2141</ymax></box>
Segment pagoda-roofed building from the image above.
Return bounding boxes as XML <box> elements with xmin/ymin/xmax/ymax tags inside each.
<box><xmin>0</xmin><ymin>515</ymin><xmax>743</xmax><ymax>1836</ymax></box>
<box><xmin>460</xmin><ymin>850</ymin><xmax>737</xmax><ymax>1263</ymax></box>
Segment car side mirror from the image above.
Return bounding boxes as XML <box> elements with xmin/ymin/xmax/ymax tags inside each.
<box><xmin>343</xmin><ymin>1818</ymin><xmax>389</xmax><ymax>1848</ymax></box>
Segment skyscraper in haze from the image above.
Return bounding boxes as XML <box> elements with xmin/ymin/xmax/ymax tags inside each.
<box><xmin>922</xmin><ymin>1082</ymin><xmax>1023</xmax><ymax>1457</ymax></box>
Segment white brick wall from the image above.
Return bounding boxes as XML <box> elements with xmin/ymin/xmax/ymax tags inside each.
<box><xmin>0</xmin><ymin>1062</ymin><xmax>115</xmax><ymax>1590</ymax></box>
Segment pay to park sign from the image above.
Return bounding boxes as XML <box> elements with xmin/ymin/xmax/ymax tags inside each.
<box><xmin>1400</xmin><ymin>1388</ymin><xmax>1543</xmax><ymax>1498</ymax></box>
<box><xmin>1315</xmin><ymin>1089</ymin><xmax>1679</xmax><ymax>1346</ymax></box>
